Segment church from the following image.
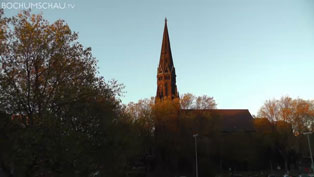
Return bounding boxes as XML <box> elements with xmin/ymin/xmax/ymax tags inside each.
<box><xmin>155</xmin><ymin>19</ymin><xmax>254</xmax><ymax>132</ymax></box>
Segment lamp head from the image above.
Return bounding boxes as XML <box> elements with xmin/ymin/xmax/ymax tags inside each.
<box><xmin>193</xmin><ymin>134</ymin><xmax>199</xmax><ymax>137</ymax></box>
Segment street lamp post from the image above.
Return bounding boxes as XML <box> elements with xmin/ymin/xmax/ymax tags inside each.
<box><xmin>304</xmin><ymin>132</ymin><xmax>314</xmax><ymax>172</ymax></box>
<box><xmin>193</xmin><ymin>134</ymin><xmax>199</xmax><ymax>177</ymax></box>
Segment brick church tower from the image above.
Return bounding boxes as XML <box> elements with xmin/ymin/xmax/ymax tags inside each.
<box><xmin>156</xmin><ymin>19</ymin><xmax>179</xmax><ymax>102</ymax></box>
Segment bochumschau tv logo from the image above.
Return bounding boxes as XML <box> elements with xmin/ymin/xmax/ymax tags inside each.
<box><xmin>1</xmin><ymin>0</ymin><xmax>76</xmax><ymax>10</ymax></box>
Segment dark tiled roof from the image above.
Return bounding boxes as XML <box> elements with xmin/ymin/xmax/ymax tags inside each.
<box><xmin>180</xmin><ymin>109</ymin><xmax>255</xmax><ymax>132</ymax></box>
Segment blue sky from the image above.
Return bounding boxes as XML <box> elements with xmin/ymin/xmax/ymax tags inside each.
<box><xmin>3</xmin><ymin>0</ymin><xmax>314</xmax><ymax>115</ymax></box>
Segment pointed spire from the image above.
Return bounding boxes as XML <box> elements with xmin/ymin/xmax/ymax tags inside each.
<box><xmin>156</xmin><ymin>18</ymin><xmax>179</xmax><ymax>102</ymax></box>
<box><xmin>159</xmin><ymin>18</ymin><xmax>174</xmax><ymax>72</ymax></box>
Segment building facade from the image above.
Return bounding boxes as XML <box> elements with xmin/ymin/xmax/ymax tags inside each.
<box><xmin>155</xmin><ymin>19</ymin><xmax>255</xmax><ymax>132</ymax></box>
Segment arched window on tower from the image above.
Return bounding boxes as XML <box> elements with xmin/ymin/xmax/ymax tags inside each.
<box><xmin>159</xmin><ymin>85</ymin><xmax>163</xmax><ymax>98</ymax></box>
<box><xmin>165</xmin><ymin>83</ymin><xmax>168</xmax><ymax>96</ymax></box>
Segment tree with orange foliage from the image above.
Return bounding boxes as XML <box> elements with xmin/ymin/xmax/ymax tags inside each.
<box><xmin>258</xmin><ymin>96</ymin><xmax>314</xmax><ymax>134</ymax></box>
<box><xmin>180</xmin><ymin>93</ymin><xmax>216</xmax><ymax>109</ymax></box>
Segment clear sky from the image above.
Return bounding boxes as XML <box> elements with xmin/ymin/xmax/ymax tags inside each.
<box><xmin>3</xmin><ymin>0</ymin><xmax>314</xmax><ymax>115</ymax></box>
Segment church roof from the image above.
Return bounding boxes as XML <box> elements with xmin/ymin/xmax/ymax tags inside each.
<box><xmin>181</xmin><ymin>109</ymin><xmax>255</xmax><ymax>132</ymax></box>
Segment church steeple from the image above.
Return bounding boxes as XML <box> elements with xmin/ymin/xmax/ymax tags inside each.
<box><xmin>156</xmin><ymin>18</ymin><xmax>179</xmax><ymax>102</ymax></box>
<box><xmin>159</xmin><ymin>18</ymin><xmax>174</xmax><ymax>71</ymax></box>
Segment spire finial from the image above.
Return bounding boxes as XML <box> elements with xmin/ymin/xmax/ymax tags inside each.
<box><xmin>165</xmin><ymin>17</ymin><xmax>167</xmax><ymax>24</ymax></box>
